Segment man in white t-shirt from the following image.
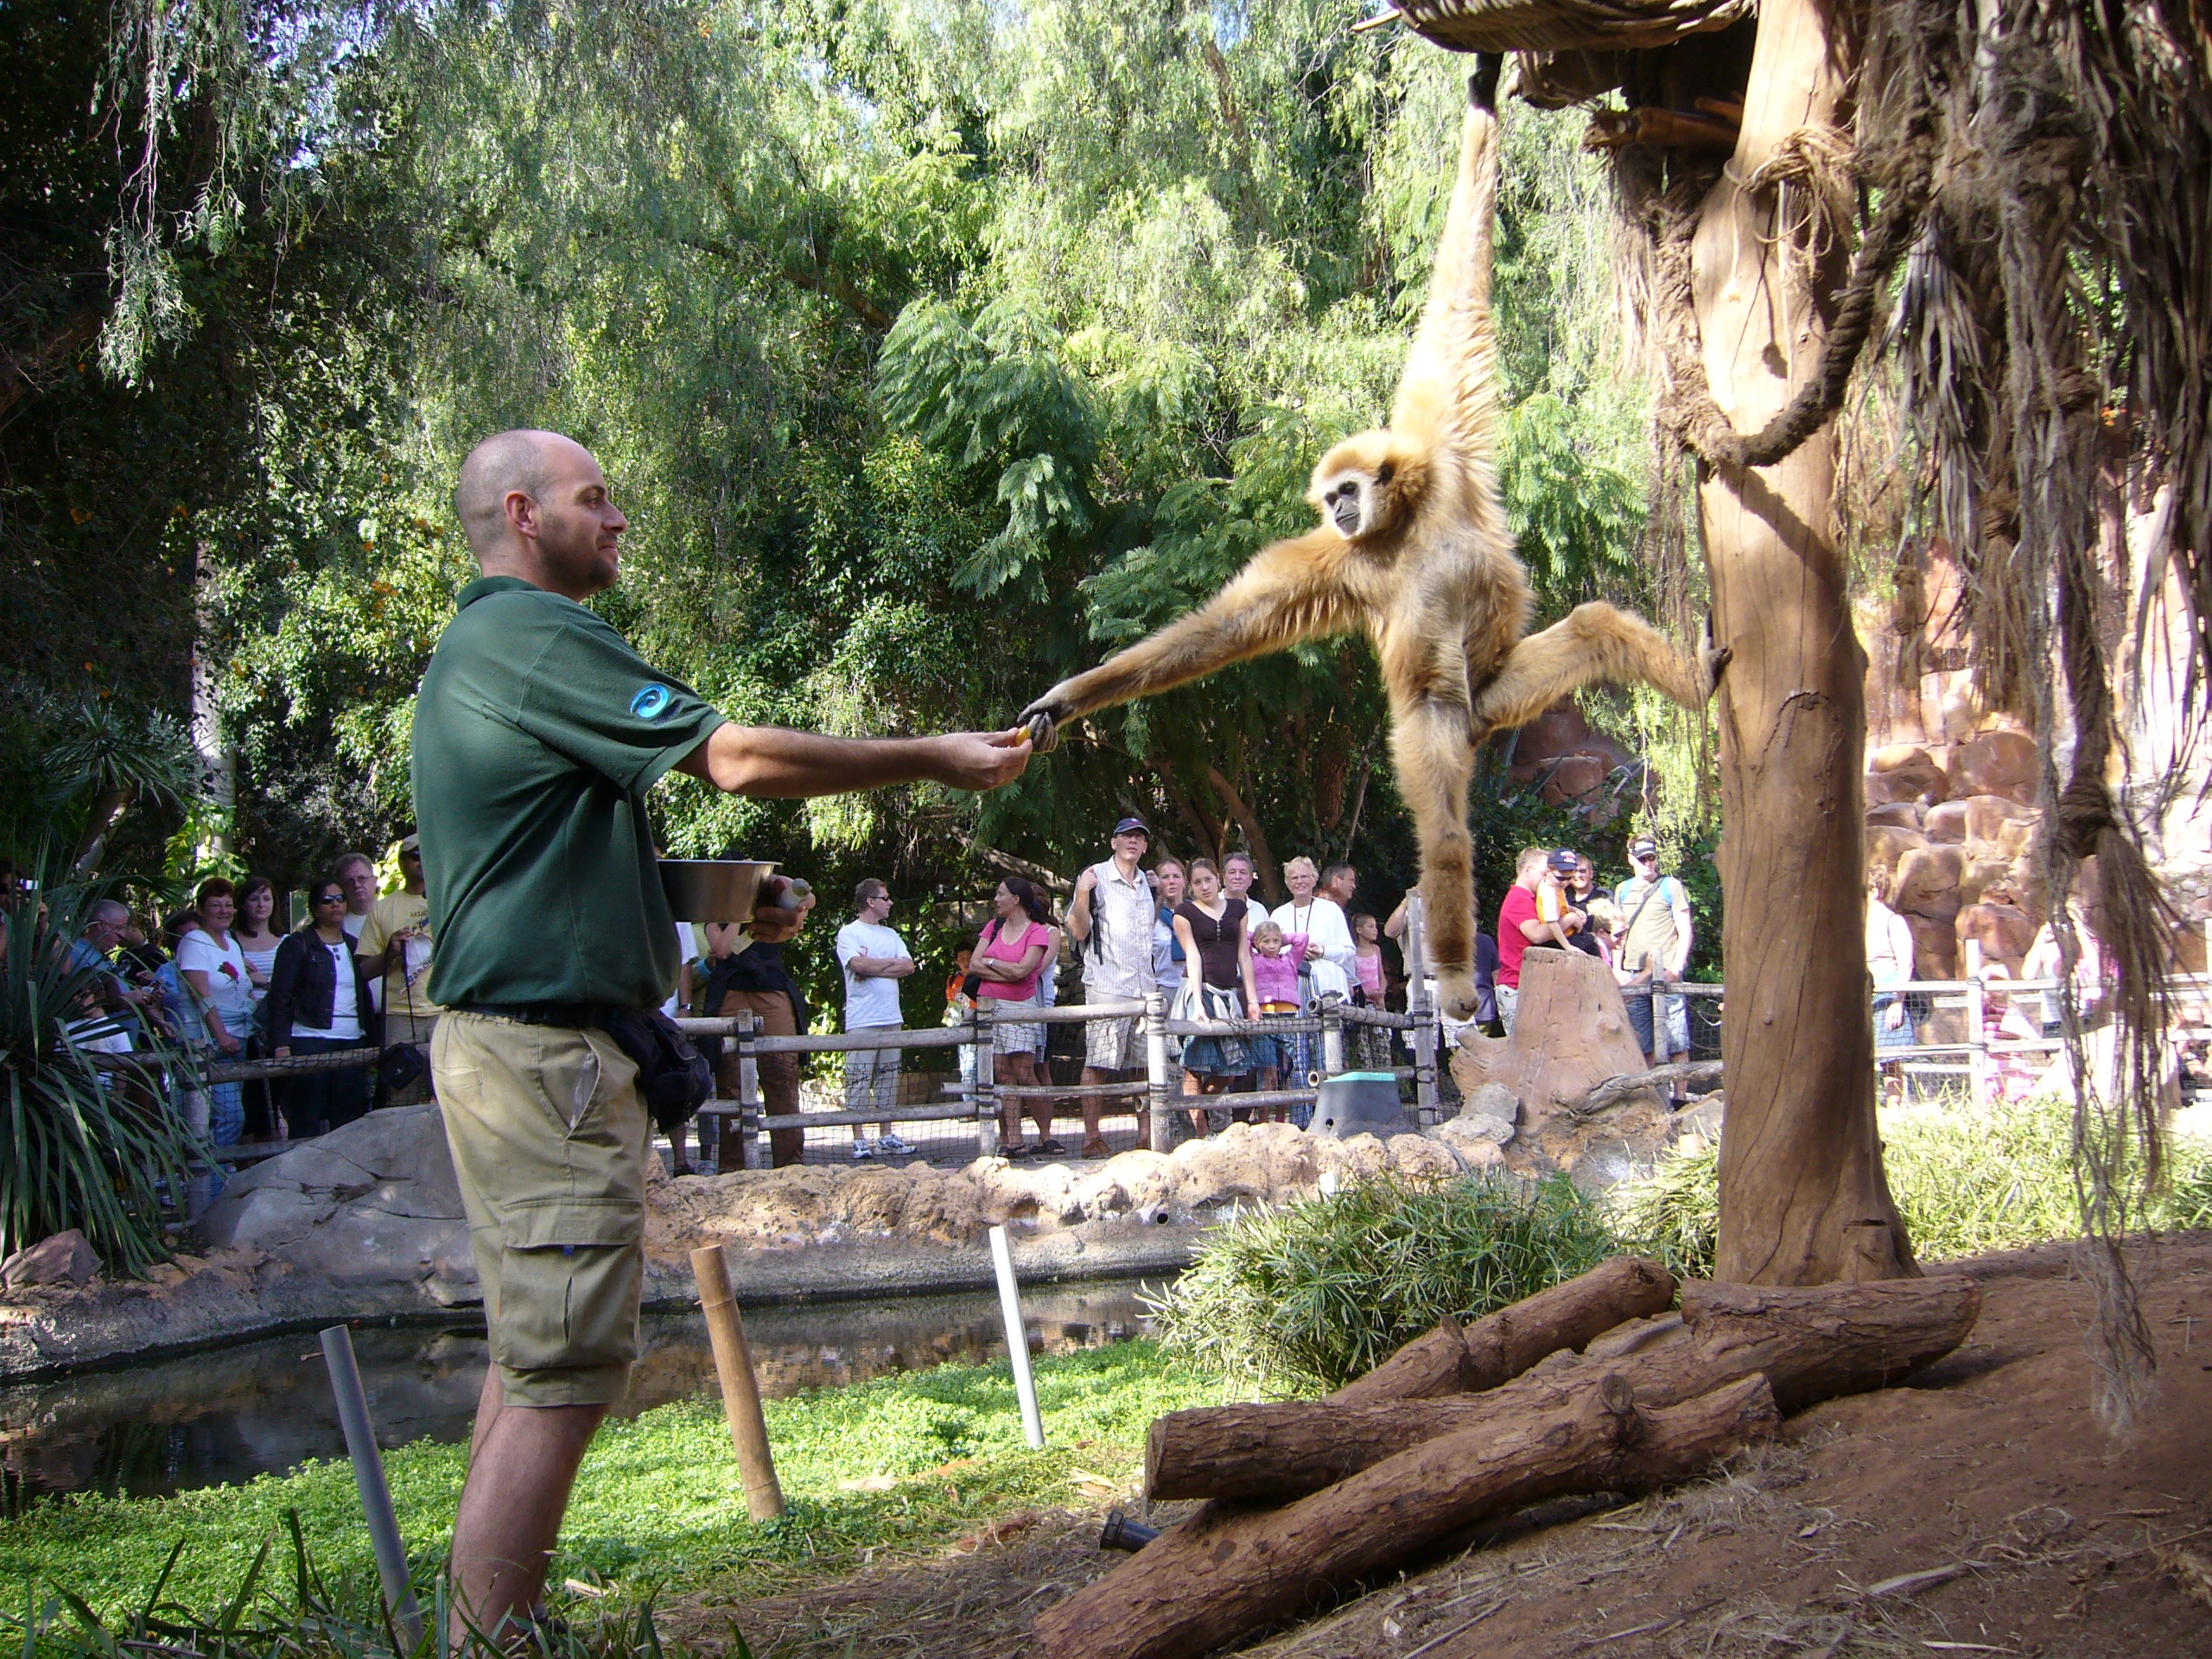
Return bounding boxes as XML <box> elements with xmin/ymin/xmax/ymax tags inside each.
<box><xmin>1068</xmin><ymin>817</ymin><xmax>1159</xmax><ymax>1157</ymax></box>
<box><xmin>1222</xmin><ymin>852</ymin><xmax>1272</xmax><ymax>933</ymax></box>
<box><xmin>335</xmin><ymin>850</ymin><xmax>378</xmax><ymax>944</ymax></box>
<box><xmin>836</xmin><ymin>879</ymin><xmax>917</xmax><ymax>1160</ymax></box>
<box><xmin>356</xmin><ymin>833</ymin><xmax>441</xmax><ymax>1104</ymax></box>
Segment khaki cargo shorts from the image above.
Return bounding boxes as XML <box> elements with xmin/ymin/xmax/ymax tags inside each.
<box><xmin>433</xmin><ymin>1010</ymin><xmax>648</xmax><ymax>1408</ymax></box>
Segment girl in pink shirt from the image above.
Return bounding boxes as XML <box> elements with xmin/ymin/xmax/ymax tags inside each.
<box><xmin>1249</xmin><ymin>921</ymin><xmax>1308</xmax><ymax>1113</ymax></box>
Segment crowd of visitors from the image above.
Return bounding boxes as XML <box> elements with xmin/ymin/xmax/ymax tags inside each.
<box><xmin>58</xmin><ymin>816</ymin><xmax>2109</xmax><ymax>1167</ymax></box>
<box><xmin>55</xmin><ymin>856</ymin><xmax>417</xmax><ymax>1156</ymax></box>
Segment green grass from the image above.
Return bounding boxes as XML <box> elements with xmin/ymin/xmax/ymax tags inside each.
<box><xmin>1611</xmin><ymin>1093</ymin><xmax>2212</xmax><ymax>1277</ymax></box>
<box><xmin>0</xmin><ymin>1339</ymin><xmax>1229</xmax><ymax>1631</ymax></box>
<box><xmin>1147</xmin><ymin>1173</ymin><xmax>1619</xmax><ymax>1393</ymax></box>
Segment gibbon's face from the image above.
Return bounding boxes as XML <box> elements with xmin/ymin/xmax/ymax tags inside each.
<box><xmin>1309</xmin><ymin>431</ymin><xmax>1404</xmax><ymax>542</ymax></box>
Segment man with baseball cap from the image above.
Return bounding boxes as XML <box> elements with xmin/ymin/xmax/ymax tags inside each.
<box><xmin>1066</xmin><ymin>815</ymin><xmax>1157</xmax><ymax>1156</ymax></box>
<box><xmin>356</xmin><ymin>831</ymin><xmax>440</xmax><ymax>1104</ymax></box>
<box><xmin>1614</xmin><ymin>835</ymin><xmax>1694</xmax><ymax>1079</ymax></box>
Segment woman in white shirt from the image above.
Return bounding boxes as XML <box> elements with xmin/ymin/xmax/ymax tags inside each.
<box><xmin>265</xmin><ymin>877</ymin><xmax>380</xmax><ymax>1139</ymax></box>
<box><xmin>177</xmin><ymin>877</ymin><xmax>256</xmax><ymax>1145</ymax></box>
<box><xmin>1866</xmin><ymin>865</ymin><xmax>1920</xmax><ymax>1103</ymax></box>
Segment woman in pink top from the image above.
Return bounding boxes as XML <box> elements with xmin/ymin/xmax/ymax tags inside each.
<box><xmin>972</xmin><ymin>878</ymin><xmax>1061</xmax><ymax>1158</ymax></box>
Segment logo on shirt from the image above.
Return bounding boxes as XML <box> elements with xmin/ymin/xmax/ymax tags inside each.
<box><xmin>629</xmin><ymin>683</ymin><xmax>674</xmax><ymax>721</ymax></box>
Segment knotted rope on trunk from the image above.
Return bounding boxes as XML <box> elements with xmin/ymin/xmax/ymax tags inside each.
<box><xmin>1649</xmin><ymin>141</ymin><xmax>1931</xmax><ymax>473</ymax></box>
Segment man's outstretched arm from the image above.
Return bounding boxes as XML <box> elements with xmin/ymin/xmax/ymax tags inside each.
<box><xmin>676</xmin><ymin>722</ymin><xmax>1032</xmax><ymax>798</ymax></box>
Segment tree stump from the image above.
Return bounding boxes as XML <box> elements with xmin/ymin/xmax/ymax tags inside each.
<box><xmin>1448</xmin><ymin>946</ymin><xmax>1653</xmax><ymax>1134</ymax></box>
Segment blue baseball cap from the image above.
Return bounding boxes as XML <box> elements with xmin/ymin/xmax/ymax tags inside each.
<box><xmin>1548</xmin><ymin>848</ymin><xmax>1580</xmax><ymax>874</ymax></box>
<box><xmin>1113</xmin><ymin>817</ymin><xmax>1150</xmax><ymax>839</ymax></box>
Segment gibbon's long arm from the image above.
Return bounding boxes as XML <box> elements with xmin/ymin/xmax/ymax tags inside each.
<box><xmin>1389</xmin><ymin>59</ymin><xmax>1505</xmax><ymax>507</ymax></box>
<box><xmin>1020</xmin><ymin>528</ymin><xmax>1363</xmax><ymax>751</ymax></box>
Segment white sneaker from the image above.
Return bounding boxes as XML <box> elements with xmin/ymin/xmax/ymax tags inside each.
<box><xmin>876</xmin><ymin>1132</ymin><xmax>916</xmax><ymax>1156</ymax></box>
<box><xmin>850</xmin><ymin>1141</ymin><xmax>874</xmax><ymax>1161</ymax></box>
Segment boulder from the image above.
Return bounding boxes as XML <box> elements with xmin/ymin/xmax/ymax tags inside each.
<box><xmin>1964</xmin><ymin>792</ymin><xmax>2040</xmax><ymax>853</ymax></box>
<box><xmin>0</xmin><ymin>1230</ymin><xmax>99</xmax><ymax>1289</ymax></box>
<box><xmin>1893</xmin><ymin>844</ymin><xmax>1966</xmax><ymax>925</ymax></box>
<box><xmin>1923</xmin><ymin>799</ymin><xmax>1969</xmax><ymax>843</ymax></box>
<box><xmin>1868</xmin><ymin>745</ymin><xmax>1951</xmax><ymax>805</ymax></box>
<box><xmin>1866</xmin><ymin>802</ymin><xmax>1923</xmax><ymax>831</ymax></box>
<box><xmin>1951</xmin><ymin>730</ymin><xmax>2038</xmax><ymax>801</ymax></box>
<box><xmin>1867</xmin><ymin>824</ymin><xmax>1928</xmax><ymax>876</ymax></box>
<box><xmin>1431</xmin><ymin>1118</ymin><xmax>1510</xmax><ymax>1167</ymax></box>
<box><xmin>1453</xmin><ymin>1085</ymin><xmax>1521</xmax><ymax>1141</ymax></box>
<box><xmin>1904</xmin><ymin>913</ymin><xmax>1959</xmax><ymax>979</ymax></box>
<box><xmin>197</xmin><ymin>1105</ymin><xmax>474</xmax><ymax>1304</ymax></box>
<box><xmin>1956</xmin><ymin>901</ymin><xmax>2037</xmax><ymax>976</ymax></box>
<box><xmin>1388</xmin><ymin>1133</ymin><xmax>1465</xmax><ymax>1183</ymax></box>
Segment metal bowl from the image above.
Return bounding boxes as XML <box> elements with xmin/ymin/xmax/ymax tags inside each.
<box><xmin>658</xmin><ymin>859</ymin><xmax>778</xmax><ymax>924</ymax></box>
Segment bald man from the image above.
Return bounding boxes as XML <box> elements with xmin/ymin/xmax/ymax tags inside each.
<box><xmin>416</xmin><ymin>429</ymin><xmax>1029</xmax><ymax>1643</ymax></box>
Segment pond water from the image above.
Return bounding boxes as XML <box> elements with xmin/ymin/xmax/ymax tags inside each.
<box><xmin>0</xmin><ymin>1278</ymin><xmax>1162</xmax><ymax>1510</ymax></box>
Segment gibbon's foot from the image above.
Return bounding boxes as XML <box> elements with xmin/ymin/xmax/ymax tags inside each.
<box><xmin>1700</xmin><ymin>614</ymin><xmax>1732</xmax><ymax>700</ymax></box>
<box><xmin>1469</xmin><ymin>54</ymin><xmax>1502</xmax><ymax>113</ymax></box>
<box><xmin>1437</xmin><ymin>970</ymin><xmax>1482</xmax><ymax>1024</ymax></box>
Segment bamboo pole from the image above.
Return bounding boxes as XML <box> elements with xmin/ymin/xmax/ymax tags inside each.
<box><xmin>690</xmin><ymin>1244</ymin><xmax>785</xmax><ymax>1521</ymax></box>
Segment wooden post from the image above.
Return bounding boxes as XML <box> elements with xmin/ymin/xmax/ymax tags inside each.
<box><xmin>1404</xmin><ymin>892</ymin><xmax>1440</xmax><ymax>1120</ymax></box>
<box><xmin>734</xmin><ymin>1009</ymin><xmax>761</xmax><ymax>1171</ymax></box>
<box><xmin>690</xmin><ymin>1243</ymin><xmax>785</xmax><ymax>1521</ymax></box>
<box><xmin>975</xmin><ymin>999</ymin><xmax>1000</xmax><ymax>1159</ymax></box>
<box><xmin>1695</xmin><ymin>0</ymin><xmax>1914</xmax><ymax>1282</ymax></box>
<box><xmin>1319</xmin><ymin>995</ymin><xmax>1345</xmax><ymax>1077</ymax></box>
<box><xmin>1964</xmin><ymin>938</ymin><xmax>1988</xmax><ymax>1107</ymax></box>
<box><xmin>1144</xmin><ymin>990</ymin><xmax>1172</xmax><ymax>1153</ymax></box>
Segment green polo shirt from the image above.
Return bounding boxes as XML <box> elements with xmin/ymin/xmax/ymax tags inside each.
<box><xmin>410</xmin><ymin>575</ymin><xmax>725</xmax><ymax>1009</ymax></box>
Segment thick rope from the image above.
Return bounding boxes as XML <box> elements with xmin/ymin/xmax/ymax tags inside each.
<box><xmin>1651</xmin><ymin>147</ymin><xmax>1931</xmax><ymax>473</ymax></box>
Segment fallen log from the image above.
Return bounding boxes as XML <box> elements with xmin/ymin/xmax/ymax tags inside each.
<box><xmin>1035</xmin><ymin>1374</ymin><xmax>1778</xmax><ymax>1659</ymax></box>
<box><xmin>1146</xmin><ymin>1274</ymin><xmax>1980</xmax><ymax>1501</ymax></box>
<box><xmin>1331</xmin><ymin>1254</ymin><xmax>1675</xmax><ymax>1405</ymax></box>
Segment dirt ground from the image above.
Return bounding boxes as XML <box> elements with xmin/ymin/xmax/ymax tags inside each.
<box><xmin>666</xmin><ymin>1236</ymin><xmax>2212</xmax><ymax>1658</ymax></box>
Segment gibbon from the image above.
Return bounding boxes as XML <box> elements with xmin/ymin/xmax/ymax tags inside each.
<box><xmin>1017</xmin><ymin>60</ymin><xmax>1722</xmax><ymax>1020</ymax></box>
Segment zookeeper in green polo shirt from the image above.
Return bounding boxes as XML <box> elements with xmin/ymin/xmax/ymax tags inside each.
<box><xmin>415</xmin><ymin>429</ymin><xmax>1032</xmax><ymax>1646</ymax></box>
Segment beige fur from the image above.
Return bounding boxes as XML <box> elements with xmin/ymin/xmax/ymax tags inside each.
<box><xmin>1020</xmin><ymin>78</ymin><xmax>1717</xmax><ymax>1019</ymax></box>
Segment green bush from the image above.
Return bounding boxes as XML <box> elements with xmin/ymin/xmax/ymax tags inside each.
<box><xmin>1147</xmin><ymin>1173</ymin><xmax>1619</xmax><ymax>1393</ymax></box>
<box><xmin>0</xmin><ymin>886</ymin><xmax>202</xmax><ymax>1274</ymax></box>
<box><xmin>1611</xmin><ymin>1095</ymin><xmax>2212</xmax><ymax>1277</ymax></box>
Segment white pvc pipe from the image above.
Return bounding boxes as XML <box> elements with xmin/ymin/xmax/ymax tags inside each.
<box><xmin>320</xmin><ymin>1325</ymin><xmax>425</xmax><ymax>1651</ymax></box>
<box><xmin>988</xmin><ymin>1224</ymin><xmax>1046</xmax><ymax>1448</ymax></box>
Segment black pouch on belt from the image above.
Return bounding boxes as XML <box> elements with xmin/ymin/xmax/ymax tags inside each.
<box><xmin>594</xmin><ymin>1007</ymin><xmax>714</xmax><ymax>1134</ymax></box>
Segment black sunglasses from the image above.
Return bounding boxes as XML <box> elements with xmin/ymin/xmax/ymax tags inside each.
<box><xmin>312</xmin><ymin>892</ymin><xmax>346</xmax><ymax>905</ymax></box>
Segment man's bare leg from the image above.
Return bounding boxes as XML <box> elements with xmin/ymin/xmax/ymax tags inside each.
<box><xmin>450</xmin><ymin>1377</ymin><xmax>609</xmax><ymax>1646</ymax></box>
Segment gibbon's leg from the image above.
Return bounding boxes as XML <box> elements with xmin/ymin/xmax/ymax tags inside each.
<box><xmin>1469</xmin><ymin>602</ymin><xmax>1722</xmax><ymax>740</ymax></box>
<box><xmin>1389</xmin><ymin>688</ymin><xmax>1483</xmax><ymax>1020</ymax></box>
<box><xmin>1020</xmin><ymin>530</ymin><xmax>1357</xmax><ymax>750</ymax></box>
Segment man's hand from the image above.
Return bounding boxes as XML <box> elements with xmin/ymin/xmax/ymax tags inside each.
<box><xmin>1075</xmin><ymin>866</ymin><xmax>1098</xmax><ymax>899</ymax></box>
<box><xmin>927</xmin><ymin>728</ymin><xmax>1033</xmax><ymax>791</ymax></box>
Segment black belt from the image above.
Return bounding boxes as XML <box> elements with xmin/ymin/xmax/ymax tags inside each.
<box><xmin>448</xmin><ymin>1000</ymin><xmax>639</xmax><ymax>1027</ymax></box>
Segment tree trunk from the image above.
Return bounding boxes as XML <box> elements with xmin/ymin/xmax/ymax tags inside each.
<box><xmin>1331</xmin><ymin>1254</ymin><xmax>1675</xmax><ymax>1406</ymax></box>
<box><xmin>1694</xmin><ymin>0</ymin><xmax>1914</xmax><ymax>1283</ymax></box>
<box><xmin>1448</xmin><ymin>946</ymin><xmax>1654</xmax><ymax>1134</ymax></box>
<box><xmin>1145</xmin><ymin>1274</ymin><xmax>1980</xmax><ymax>1502</ymax></box>
<box><xmin>1034</xmin><ymin>1376</ymin><xmax>1778</xmax><ymax>1659</ymax></box>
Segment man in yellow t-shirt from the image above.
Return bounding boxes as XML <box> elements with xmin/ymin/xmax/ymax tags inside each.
<box><xmin>357</xmin><ymin>833</ymin><xmax>441</xmax><ymax>1101</ymax></box>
